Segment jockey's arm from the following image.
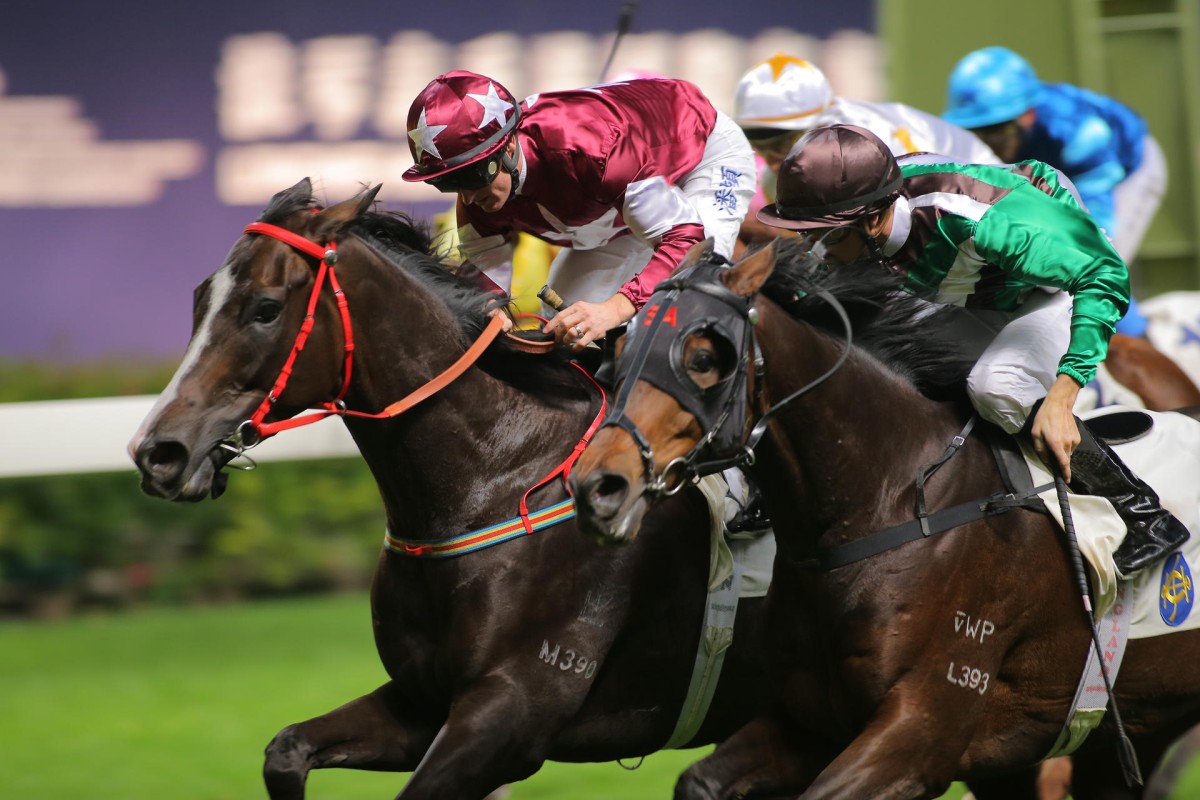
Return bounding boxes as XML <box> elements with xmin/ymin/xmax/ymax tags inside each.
<box><xmin>545</xmin><ymin>176</ymin><xmax>708</xmax><ymax>347</ymax></box>
<box><xmin>974</xmin><ymin>182</ymin><xmax>1129</xmax><ymax>477</ymax></box>
<box><xmin>617</xmin><ymin>176</ymin><xmax>709</xmax><ymax>306</ymax></box>
<box><xmin>1058</xmin><ymin>115</ymin><xmax>1125</xmax><ymax>237</ymax></box>
<box><xmin>1030</xmin><ymin>373</ymin><xmax>1083</xmax><ymax>481</ymax></box>
<box><xmin>455</xmin><ymin>215</ymin><xmax>517</xmax><ymax>291</ymax></box>
<box><xmin>738</xmin><ymin>158</ymin><xmax>794</xmax><ymax>254</ymax></box>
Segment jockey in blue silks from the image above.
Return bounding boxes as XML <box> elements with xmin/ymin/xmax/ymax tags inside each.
<box><xmin>944</xmin><ymin>46</ymin><xmax>1165</xmax><ymax>339</ymax></box>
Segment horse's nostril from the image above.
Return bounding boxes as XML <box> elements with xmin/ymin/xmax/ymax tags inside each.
<box><xmin>149</xmin><ymin>441</ymin><xmax>186</xmax><ymax>466</ymax></box>
<box><xmin>139</xmin><ymin>439</ymin><xmax>189</xmax><ymax>481</ymax></box>
<box><xmin>592</xmin><ymin>472</ymin><xmax>629</xmax><ymax>502</ymax></box>
<box><xmin>581</xmin><ymin>470</ymin><xmax>630</xmax><ymax>521</ymax></box>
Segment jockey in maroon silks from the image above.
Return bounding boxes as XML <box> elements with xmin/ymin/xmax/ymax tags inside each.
<box><xmin>402</xmin><ymin>70</ymin><xmax>756</xmax><ymax>349</ymax></box>
<box><xmin>403</xmin><ymin>69</ymin><xmax>769</xmax><ymax>535</ymax></box>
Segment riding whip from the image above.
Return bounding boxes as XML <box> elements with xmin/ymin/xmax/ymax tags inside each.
<box><xmin>538</xmin><ymin>284</ymin><xmax>566</xmax><ymax>311</ymax></box>
<box><xmin>1053</xmin><ymin>471</ymin><xmax>1143</xmax><ymax>786</ymax></box>
<box><xmin>538</xmin><ymin>284</ymin><xmax>603</xmax><ymax>350</ymax></box>
<box><xmin>598</xmin><ymin>0</ymin><xmax>638</xmax><ymax>82</ymax></box>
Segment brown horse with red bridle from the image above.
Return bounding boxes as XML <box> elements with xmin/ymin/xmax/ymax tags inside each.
<box><xmin>570</xmin><ymin>237</ymin><xmax>1200</xmax><ymax>799</ymax></box>
<box><xmin>128</xmin><ymin>179</ymin><xmax>785</xmax><ymax>799</ymax></box>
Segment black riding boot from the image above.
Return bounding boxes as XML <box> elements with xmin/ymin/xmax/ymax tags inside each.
<box><xmin>1069</xmin><ymin>418</ymin><xmax>1190</xmax><ymax>576</ymax></box>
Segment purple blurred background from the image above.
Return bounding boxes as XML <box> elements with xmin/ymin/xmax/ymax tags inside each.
<box><xmin>0</xmin><ymin>0</ymin><xmax>872</xmax><ymax>361</ymax></box>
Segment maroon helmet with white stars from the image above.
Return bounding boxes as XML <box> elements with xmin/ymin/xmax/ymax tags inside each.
<box><xmin>402</xmin><ymin>70</ymin><xmax>522</xmax><ymax>191</ymax></box>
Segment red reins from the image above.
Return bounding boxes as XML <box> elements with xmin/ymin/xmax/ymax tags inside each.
<box><xmin>518</xmin><ymin>362</ymin><xmax>606</xmax><ymax>533</ymax></box>
<box><xmin>235</xmin><ymin>221</ymin><xmax>608</xmax><ymax>536</ymax></box>
<box><xmin>239</xmin><ymin>221</ymin><xmax>506</xmax><ymax>441</ymax></box>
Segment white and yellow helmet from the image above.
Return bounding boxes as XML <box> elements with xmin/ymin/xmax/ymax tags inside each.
<box><xmin>734</xmin><ymin>54</ymin><xmax>833</xmax><ymax>131</ymax></box>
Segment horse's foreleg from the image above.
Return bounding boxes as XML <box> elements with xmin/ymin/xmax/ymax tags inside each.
<box><xmin>675</xmin><ymin>713</ymin><xmax>829</xmax><ymax>800</ymax></box>
<box><xmin>792</xmin><ymin>700</ymin><xmax>973</xmax><ymax>800</ymax></box>
<box><xmin>394</xmin><ymin>680</ymin><xmax>557</xmax><ymax>800</ymax></box>
<box><xmin>263</xmin><ymin>681</ymin><xmax>438</xmax><ymax>800</ymax></box>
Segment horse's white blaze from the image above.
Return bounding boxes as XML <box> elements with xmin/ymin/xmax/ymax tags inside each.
<box><xmin>132</xmin><ymin>264</ymin><xmax>236</xmax><ymax>445</ymax></box>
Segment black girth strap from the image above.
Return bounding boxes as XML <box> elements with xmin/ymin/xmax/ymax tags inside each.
<box><xmin>813</xmin><ymin>483</ymin><xmax>1052</xmax><ymax>570</ymax></box>
<box><xmin>800</xmin><ymin>417</ymin><xmax>1053</xmax><ymax>570</ymax></box>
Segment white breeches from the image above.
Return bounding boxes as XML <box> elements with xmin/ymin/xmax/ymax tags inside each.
<box><xmin>1112</xmin><ymin>134</ymin><xmax>1167</xmax><ymax>263</ymax></box>
<box><xmin>933</xmin><ymin>289</ymin><xmax>1075</xmax><ymax>433</ymax></box>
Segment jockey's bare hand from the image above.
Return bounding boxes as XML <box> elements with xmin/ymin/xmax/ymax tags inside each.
<box><xmin>544</xmin><ymin>293</ymin><xmax>636</xmax><ymax>350</ymax></box>
<box><xmin>1030</xmin><ymin>373</ymin><xmax>1083</xmax><ymax>482</ymax></box>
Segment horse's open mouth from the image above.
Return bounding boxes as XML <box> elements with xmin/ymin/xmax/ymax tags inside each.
<box><xmin>204</xmin><ymin>445</ymin><xmax>236</xmax><ymax>499</ymax></box>
<box><xmin>138</xmin><ymin>442</ymin><xmax>235</xmax><ymax>502</ymax></box>
<box><xmin>576</xmin><ymin>492</ymin><xmax>650</xmax><ymax>545</ymax></box>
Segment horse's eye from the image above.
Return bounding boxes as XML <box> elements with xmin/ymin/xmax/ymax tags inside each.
<box><xmin>254</xmin><ymin>299</ymin><xmax>283</xmax><ymax>324</ymax></box>
<box><xmin>687</xmin><ymin>349</ymin><xmax>718</xmax><ymax>374</ymax></box>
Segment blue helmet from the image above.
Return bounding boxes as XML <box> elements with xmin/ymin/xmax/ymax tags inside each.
<box><xmin>943</xmin><ymin>46</ymin><xmax>1041</xmax><ymax>129</ymax></box>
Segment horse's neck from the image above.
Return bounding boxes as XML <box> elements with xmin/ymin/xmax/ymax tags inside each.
<box><xmin>755</xmin><ymin>305</ymin><xmax>963</xmax><ymax>535</ymax></box>
<box><xmin>336</xmin><ymin>246</ymin><xmax>589</xmax><ymax>535</ymax></box>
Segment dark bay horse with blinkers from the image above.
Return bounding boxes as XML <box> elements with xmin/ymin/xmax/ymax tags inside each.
<box><xmin>570</xmin><ymin>238</ymin><xmax>1200</xmax><ymax>799</ymax></box>
<box><xmin>128</xmin><ymin>179</ymin><xmax>779</xmax><ymax>799</ymax></box>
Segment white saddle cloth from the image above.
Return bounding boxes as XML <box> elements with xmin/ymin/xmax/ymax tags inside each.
<box><xmin>1143</xmin><ymin>291</ymin><xmax>1200</xmax><ymax>389</ymax></box>
<box><xmin>1074</xmin><ymin>362</ymin><xmax>1146</xmax><ymax>413</ymax></box>
<box><xmin>1019</xmin><ymin>405</ymin><xmax>1200</xmax><ymax>638</ymax></box>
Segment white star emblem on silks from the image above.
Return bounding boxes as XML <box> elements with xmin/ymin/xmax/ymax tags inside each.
<box><xmin>408</xmin><ymin>107</ymin><xmax>447</xmax><ymax>161</ymax></box>
<box><xmin>537</xmin><ymin>205</ymin><xmax>626</xmax><ymax>249</ymax></box>
<box><xmin>466</xmin><ymin>82</ymin><xmax>512</xmax><ymax>130</ymax></box>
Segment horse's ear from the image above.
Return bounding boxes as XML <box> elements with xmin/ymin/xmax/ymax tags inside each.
<box><xmin>287</xmin><ymin>177</ymin><xmax>313</xmax><ymax>199</ymax></box>
<box><xmin>672</xmin><ymin>238</ymin><xmax>717</xmax><ymax>276</ymax></box>
<box><xmin>259</xmin><ymin>178</ymin><xmax>314</xmax><ymax>220</ymax></box>
<box><xmin>312</xmin><ymin>183</ymin><xmax>383</xmax><ymax>240</ymax></box>
<box><xmin>721</xmin><ymin>238</ymin><xmax>778</xmax><ymax>298</ymax></box>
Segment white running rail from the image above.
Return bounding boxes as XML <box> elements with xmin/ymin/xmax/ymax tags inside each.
<box><xmin>0</xmin><ymin>396</ymin><xmax>358</xmax><ymax>478</ymax></box>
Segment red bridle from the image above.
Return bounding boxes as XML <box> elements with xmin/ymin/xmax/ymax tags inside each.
<box><xmin>233</xmin><ymin>219</ymin><xmax>607</xmax><ymax>536</ymax></box>
<box><xmin>235</xmin><ymin>221</ymin><xmax>505</xmax><ymax>444</ymax></box>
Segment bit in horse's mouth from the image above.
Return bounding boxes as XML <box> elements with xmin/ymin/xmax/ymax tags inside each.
<box><xmin>578</xmin><ymin>495</ymin><xmax>648</xmax><ymax>546</ymax></box>
<box><xmin>207</xmin><ymin>447</ymin><xmax>233</xmax><ymax>499</ymax></box>
<box><xmin>204</xmin><ymin>431</ymin><xmax>261</xmax><ymax>499</ymax></box>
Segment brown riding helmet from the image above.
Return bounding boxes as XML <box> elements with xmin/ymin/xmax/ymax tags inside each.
<box><xmin>758</xmin><ymin>124</ymin><xmax>902</xmax><ymax>231</ymax></box>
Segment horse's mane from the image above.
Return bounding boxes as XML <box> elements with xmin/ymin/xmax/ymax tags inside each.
<box><xmin>343</xmin><ymin>210</ymin><xmax>594</xmax><ymax>405</ymax></box>
<box><xmin>257</xmin><ymin>183</ymin><xmax>592</xmax><ymax>403</ymax></box>
<box><xmin>758</xmin><ymin>238</ymin><xmax>972</xmax><ymax>399</ymax></box>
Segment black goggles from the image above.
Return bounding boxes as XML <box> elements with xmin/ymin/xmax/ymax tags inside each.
<box><xmin>742</xmin><ymin>128</ymin><xmax>803</xmax><ymax>158</ymax></box>
<box><xmin>427</xmin><ymin>156</ymin><xmax>503</xmax><ymax>193</ymax></box>
<box><xmin>802</xmin><ymin>226</ymin><xmax>861</xmax><ymax>247</ymax></box>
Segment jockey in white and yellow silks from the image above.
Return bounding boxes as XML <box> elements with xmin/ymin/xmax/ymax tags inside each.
<box><xmin>431</xmin><ymin>206</ymin><xmax>555</xmax><ymax>328</ymax></box>
<box><xmin>732</xmin><ymin>53</ymin><xmax>1001</xmax><ymax>250</ymax></box>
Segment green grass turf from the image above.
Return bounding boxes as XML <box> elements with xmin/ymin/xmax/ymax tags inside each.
<box><xmin>0</xmin><ymin>593</ymin><xmax>1193</xmax><ymax>799</ymax></box>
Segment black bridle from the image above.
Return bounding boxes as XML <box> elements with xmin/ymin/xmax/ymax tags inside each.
<box><xmin>599</xmin><ymin>250</ymin><xmax>854</xmax><ymax>495</ymax></box>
